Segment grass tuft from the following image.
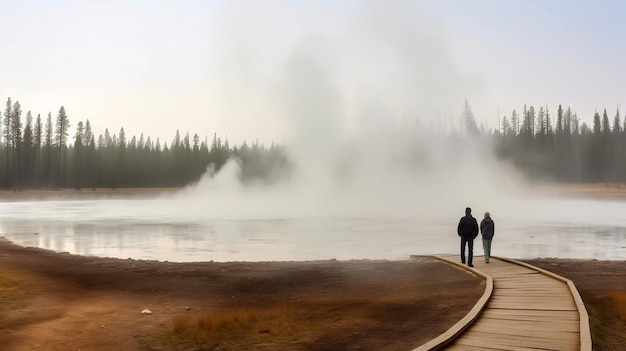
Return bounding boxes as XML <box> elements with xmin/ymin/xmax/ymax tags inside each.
<box><xmin>169</xmin><ymin>306</ymin><xmax>306</xmax><ymax>349</ymax></box>
<box><xmin>0</xmin><ymin>274</ymin><xmax>28</xmax><ymax>310</ymax></box>
<box><xmin>611</xmin><ymin>291</ymin><xmax>626</xmax><ymax>321</ymax></box>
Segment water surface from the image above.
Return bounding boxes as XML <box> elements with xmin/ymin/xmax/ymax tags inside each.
<box><xmin>1</xmin><ymin>195</ymin><xmax>625</xmax><ymax>262</ymax></box>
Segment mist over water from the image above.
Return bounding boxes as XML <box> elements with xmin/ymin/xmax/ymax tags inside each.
<box><xmin>177</xmin><ymin>133</ymin><xmax>524</xmax><ymax>223</ymax></box>
<box><xmin>181</xmin><ymin>1</ymin><xmax>521</xmax><ymax>222</ymax></box>
<box><xmin>2</xmin><ymin>128</ymin><xmax>624</xmax><ymax>262</ymax></box>
<box><xmin>2</xmin><ymin>190</ymin><xmax>626</xmax><ymax>262</ymax></box>
<box><xmin>2</xmin><ymin>2</ymin><xmax>626</xmax><ymax>261</ymax></box>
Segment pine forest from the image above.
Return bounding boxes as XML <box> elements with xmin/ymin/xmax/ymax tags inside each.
<box><xmin>2</xmin><ymin>97</ymin><xmax>625</xmax><ymax>191</ymax></box>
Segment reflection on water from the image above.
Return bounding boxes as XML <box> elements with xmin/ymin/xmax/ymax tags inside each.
<box><xmin>1</xmin><ymin>197</ymin><xmax>625</xmax><ymax>262</ymax></box>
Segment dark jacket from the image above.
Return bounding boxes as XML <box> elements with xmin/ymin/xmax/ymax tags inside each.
<box><xmin>480</xmin><ymin>217</ymin><xmax>495</xmax><ymax>240</ymax></box>
<box><xmin>457</xmin><ymin>215</ymin><xmax>479</xmax><ymax>239</ymax></box>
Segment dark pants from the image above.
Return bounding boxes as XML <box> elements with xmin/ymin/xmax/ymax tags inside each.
<box><xmin>460</xmin><ymin>236</ymin><xmax>474</xmax><ymax>265</ymax></box>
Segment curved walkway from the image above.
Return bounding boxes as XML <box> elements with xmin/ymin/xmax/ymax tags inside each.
<box><xmin>414</xmin><ymin>256</ymin><xmax>591</xmax><ymax>351</ymax></box>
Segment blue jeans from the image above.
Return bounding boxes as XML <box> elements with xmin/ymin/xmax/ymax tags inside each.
<box><xmin>460</xmin><ymin>237</ymin><xmax>474</xmax><ymax>265</ymax></box>
<box><xmin>483</xmin><ymin>239</ymin><xmax>492</xmax><ymax>262</ymax></box>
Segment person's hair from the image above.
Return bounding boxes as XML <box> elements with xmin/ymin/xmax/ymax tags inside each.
<box><xmin>465</xmin><ymin>207</ymin><xmax>471</xmax><ymax>214</ymax></box>
<box><xmin>484</xmin><ymin>211</ymin><xmax>490</xmax><ymax>217</ymax></box>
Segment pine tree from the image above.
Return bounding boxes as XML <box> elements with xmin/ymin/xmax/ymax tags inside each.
<box><xmin>556</xmin><ymin>105</ymin><xmax>564</xmax><ymax>135</ymax></box>
<box><xmin>601</xmin><ymin>109</ymin><xmax>612</xmax><ymax>181</ymax></box>
<box><xmin>10</xmin><ymin>101</ymin><xmax>22</xmax><ymax>191</ymax></box>
<box><xmin>3</xmin><ymin>98</ymin><xmax>11</xmax><ymax>144</ymax></box>
<box><xmin>118</xmin><ymin>127</ymin><xmax>127</xmax><ymax>187</ymax></box>
<box><xmin>612</xmin><ymin>109</ymin><xmax>621</xmax><ymax>135</ymax></box>
<box><xmin>22</xmin><ymin>112</ymin><xmax>34</xmax><ymax>188</ymax></box>
<box><xmin>611</xmin><ymin>108</ymin><xmax>623</xmax><ymax>184</ymax></box>
<box><xmin>462</xmin><ymin>99</ymin><xmax>479</xmax><ymax>135</ymax></box>
<box><xmin>572</xmin><ymin>113</ymin><xmax>579</xmax><ymax>135</ymax></box>
<box><xmin>601</xmin><ymin>109</ymin><xmax>610</xmax><ymax>136</ymax></box>
<box><xmin>3</xmin><ymin>98</ymin><xmax>12</xmax><ymax>187</ymax></box>
<box><xmin>564</xmin><ymin>107</ymin><xmax>572</xmax><ymax>136</ymax></box>
<box><xmin>545</xmin><ymin>105</ymin><xmax>553</xmax><ymax>138</ymax></box>
<box><xmin>33</xmin><ymin>114</ymin><xmax>42</xmax><ymax>187</ymax></box>
<box><xmin>84</xmin><ymin>120</ymin><xmax>96</xmax><ymax>189</ymax></box>
<box><xmin>591</xmin><ymin>112</ymin><xmax>602</xmax><ymax>181</ymax></box>
<box><xmin>511</xmin><ymin>109</ymin><xmax>519</xmax><ymax>136</ymax></box>
<box><xmin>537</xmin><ymin>107</ymin><xmax>545</xmax><ymax>138</ymax></box>
<box><xmin>521</xmin><ymin>105</ymin><xmax>535</xmax><ymax>137</ymax></box>
<box><xmin>501</xmin><ymin>116</ymin><xmax>511</xmax><ymax>136</ymax></box>
<box><xmin>73</xmin><ymin>121</ymin><xmax>85</xmax><ymax>189</ymax></box>
<box><xmin>55</xmin><ymin>106</ymin><xmax>70</xmax><ymax>189</ymax></box>
<box><xmin>43</xmin><ymin>112</ymin><xmax>54</xmax><ymax>188</ymax></box>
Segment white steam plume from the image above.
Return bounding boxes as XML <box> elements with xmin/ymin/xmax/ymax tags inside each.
<box><xmin>172</xmin><ymin>1</ymin><xmax>528</xmax><ymax>223</ymax></box>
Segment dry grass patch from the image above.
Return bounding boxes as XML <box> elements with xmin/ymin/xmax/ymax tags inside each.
<box><xmin>611</xmin><ymin>291</ymin><xmax>626</xmax><ymax>322</ymax></box>
<box><xmin>0</xmin><ymin>273</ymin><xmax>27</xmax><ymax>310</ymax></box>
<box><xmin>164</xmin><ymin>306</ymin><xmax>318</xmax><ymax>350</ymax></box>
<box><xmin>587</xmin><ymin>291</ymin><xmax>626</xmax><ymax>350</ymax></box>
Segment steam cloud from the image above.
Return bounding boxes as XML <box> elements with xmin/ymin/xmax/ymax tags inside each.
<box><xmin>173</xmin><ymin>1</ymin><xmax>529</xmax><ymax>223</ymax></box>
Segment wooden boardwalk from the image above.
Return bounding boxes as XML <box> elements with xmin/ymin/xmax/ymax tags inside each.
<box><xmin>414</xmin><ymin>256</ymin><xmax>591</xmax><ymax>351</ymax></box>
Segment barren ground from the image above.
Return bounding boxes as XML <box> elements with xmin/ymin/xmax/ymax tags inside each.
<box><xmin>0</xmin><ymin>239</ymin><xmax>483</xmax><ymax>351</ymax></box>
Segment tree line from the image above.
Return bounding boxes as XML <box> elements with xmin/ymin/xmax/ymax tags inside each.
<box><xmin>3</xmin><ymin>96</ymin><xmax>626</xmax><ymax>191</ymax></box>
<box><xmin>1</xmin><ymin>97</ymin><xmax>290</xmax><ymax>191</ymax></box>
<box><xmin>464</xmin><ymin>101</ymin><xmax>626</xmax><ymax>183</ymax></box>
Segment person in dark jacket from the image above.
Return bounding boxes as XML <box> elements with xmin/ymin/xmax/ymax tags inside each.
<box><xmin>480</xmin><ymin>211</ymin><xmax>495</xmax><ymax>263</ymax></box>
<box><xmin>457</xmin><ymin>207</ymin><xmax>479</xmax><ymax>267</ymax></box>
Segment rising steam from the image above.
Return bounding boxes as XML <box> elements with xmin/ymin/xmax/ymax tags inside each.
<box><xmin>171</xmin><ymin>1</ymin><xmax>528</xmax><ymax>223</ymax></box>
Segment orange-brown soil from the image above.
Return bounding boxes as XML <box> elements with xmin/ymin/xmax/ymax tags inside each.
<box><xmin>0</xmin><ymin>238</ymin><xmax>483</xmax><ymax>351</ymax></box>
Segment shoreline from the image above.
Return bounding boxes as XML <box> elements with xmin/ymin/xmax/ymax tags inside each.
<box><xmin>0</xmin><ymin>187</ymin><xmax>180</xmax><ymax>201</ymax></box>
<box><xmin>1</xmin><ymin>234</ymin><xmax>622</xmax><ymax>264</ymax></box>
<box><xmin>2</xmin><ymin>181</ymin><xmax>626</xmax><ymax>221</ymax></box>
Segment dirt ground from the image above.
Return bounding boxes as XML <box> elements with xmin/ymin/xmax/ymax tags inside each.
<box><xmin>0</xmin><ymin>238</ymin><xmax>483</xmax><ymax>351</ymax></box>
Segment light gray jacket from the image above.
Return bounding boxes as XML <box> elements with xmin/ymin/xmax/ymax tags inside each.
<box><xmin>480</xmin><ymin>217</ymin><xmax>495</xmax><ymax>240</ymax></box>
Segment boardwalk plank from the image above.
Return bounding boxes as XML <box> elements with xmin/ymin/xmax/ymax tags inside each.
<box><xmin>451</xmin><ymin>330</ymin><xmax>578</xmax><ymax>350</ymax></box>
<box><xmin>471</xmin><ymin>318</ymin><xmax>580</xmax><ymax>333</ymax></box>
<box><xmin>487</xmin><ymin>300</ymin><xmax>576</xmax><ymax>308</ymax></box>
<box><xmin>482</xmin><ymin>308</ymin><xmax>579</xmax><ymax>317</ymax></box>
<box><xmin>486</xmin><ymin>302</ymin><xmax>576</xmax><ymax>311</ymax></box>
<box><xmin>481</xmin><ymin>314</ymin><xmax>578</xmax><ymax>323</ymax></box>
<box><xmin>445</xmin><ymin>345</ymin><xmax>532</xmax><ymax>351</ymax></box>
<box><xmin>495</xmin><ymin>289</ymin><xmax>573</xmax><ymax>293</ymax></box>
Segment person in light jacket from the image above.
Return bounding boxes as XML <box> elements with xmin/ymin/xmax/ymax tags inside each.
<box><xmin>480</xmin><ymin>212</ymin><xmax>495</xmax><ymax>263</ymax></box>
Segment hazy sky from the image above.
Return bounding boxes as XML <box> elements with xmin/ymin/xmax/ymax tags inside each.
<box><xmin>2</xmin><ymin>0</ymin><xmax>626</xmax><ymax>146</ymax></box>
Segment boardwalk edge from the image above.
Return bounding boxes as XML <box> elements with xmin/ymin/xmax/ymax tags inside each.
<box><xmin>411</xmin><ymin>256</ymin><xmax>493</xmax><ymax>351</ymax></box>
<box><xmin>493</xmin><ymin>256</ymin><xmax>592</xmax><ymax>351</ymax></box>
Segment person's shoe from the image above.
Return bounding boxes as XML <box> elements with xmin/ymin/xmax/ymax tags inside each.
<box><xmin>468</xmin><ymin>263</ymin><xmax>474</xmax><ymax>267</ymax></box>
<box><xmin>486</xmin><ymin>260</ymin><xmax>489</xmax><ymax>264</ymax></box>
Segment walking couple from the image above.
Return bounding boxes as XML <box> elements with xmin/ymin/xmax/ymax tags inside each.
<box><xmin>457</xmin><ymin>207</ymin><xmax>495</xmax><ymax>267</ymax></box>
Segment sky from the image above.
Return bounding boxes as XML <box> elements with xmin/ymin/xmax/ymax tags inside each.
<box><xmin>2</xmin><ymin>0</ymin><xmax>626</xmax><ymax>146</ymax></box>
